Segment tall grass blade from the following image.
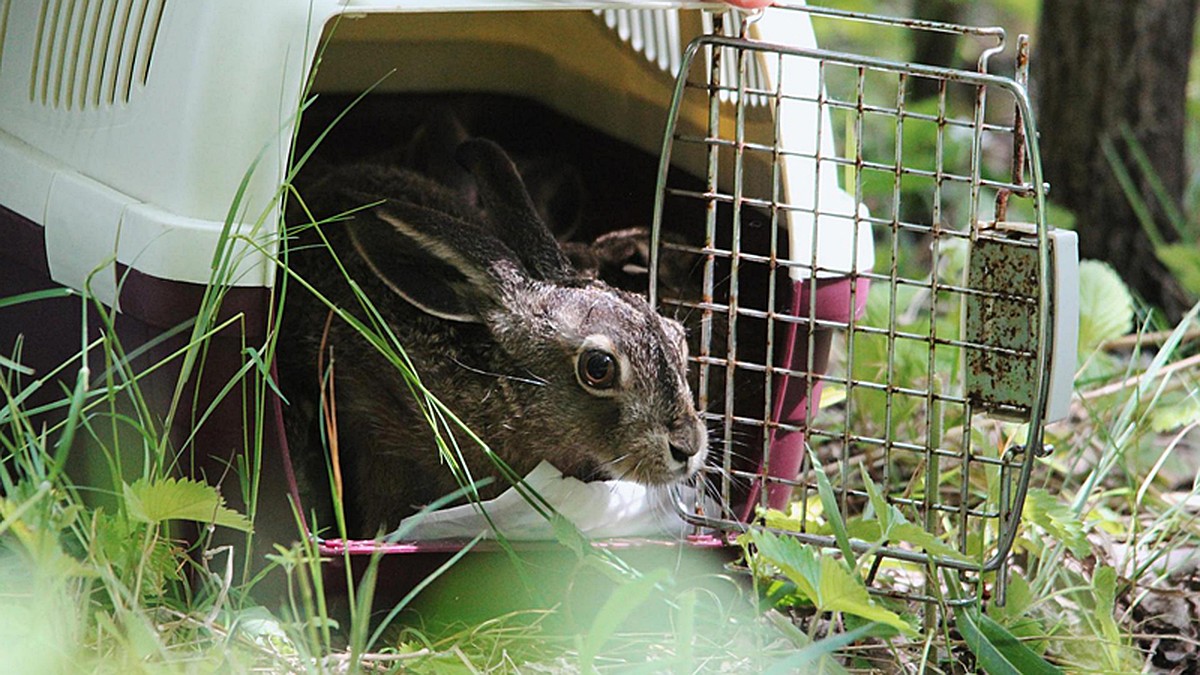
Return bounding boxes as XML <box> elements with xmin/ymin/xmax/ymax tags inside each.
<box><xmin>48</xmin><ymin>365</ymin><xmax>88</xmax><ymax>482</ymax></box>
<box><xmin>805</xmin><ymin>444</ymin><xmax>856</xmax><ymax>565</ymax></box>
<box><xmin>0</xmin><ymin>287</ymin><xmax>75</xmax><ymax>310</ymax></box>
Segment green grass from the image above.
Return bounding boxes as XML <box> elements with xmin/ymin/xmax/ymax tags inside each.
<box><xmin>6</xmin><ymin>160</ymin><xmax>1195</xmax><ymax>674</ymax></box>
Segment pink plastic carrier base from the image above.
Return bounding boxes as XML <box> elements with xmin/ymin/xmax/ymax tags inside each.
<box><xmin>318</xmin><ymin>533</ymin><xmax>730</xmax><ymax>557</ymax></box>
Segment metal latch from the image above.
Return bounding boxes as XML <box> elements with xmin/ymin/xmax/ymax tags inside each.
<box><xmin>964</xmin><ymin>222</ymin><xmax>1078</xmax><ymax>422</ymax></box>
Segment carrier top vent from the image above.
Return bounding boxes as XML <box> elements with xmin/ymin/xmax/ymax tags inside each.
<box><xmin>21</xmin><ymin>0</ymin><xmax>166</xmax><ymax>110</ymax></box>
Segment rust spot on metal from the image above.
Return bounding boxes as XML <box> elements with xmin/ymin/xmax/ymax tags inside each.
<box><xmin>964</xmin><ymin>229</ymin><xmax>1040</xmax><ymax>416</ymax></box>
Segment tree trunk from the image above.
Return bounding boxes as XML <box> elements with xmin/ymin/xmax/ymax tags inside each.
<box><xmin>1034</xmin><ymin>0</ymin><xmax>1197</xmax><ymax>320</ymax></box>
<box><xmin>909</xmin><ymin>0</ymin><xmax>965</xmax><ymax>100</ymax></box>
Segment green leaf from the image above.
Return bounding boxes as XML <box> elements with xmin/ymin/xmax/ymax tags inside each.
<box><xmin>1150</xmin><ymin>393</ymin><xmax>1200</xmax><ymax>433</ymax></box>
<box><xmin>243</xmin><ymin>346</ymin><xmax>289</xmax><ymax>405</ymax></box>
<box><xmin>761</xmin><ymin>501</ymin><xmax>823</xmax><ymax>533</ymax></box>
<box><xmin>814</xmin><ymin>554</ymin><xmax>912</xmax><ymax>633</ymax></box>
<box><xmin>0</xmin><ymin>287</ymin><xmax>76</xmax><ymax>310</ymax></box>
<box><xmin>955</xmin><ymin>604</ymin><xmax>1062</xmax><ymax>675</ymax></box>
<box><xmin>1156</xmin><ymin>244</ymin><xmax>1200</xmax><ymax>298</ymax></box>
<box><xmin>844</xmin><ymin>517</ymin><xmax>882</xmax><ymax>542</ymax></box>
<box><xmin>806</xmin><ymin>445</ymin><xmax>855</xmax><ymax>565</ymax></box>
<box><xmin>229</xmin><ymin>607</ymin><xmax>298</xmax><ymax>656</ymax></box>
<box><xmin>1076</xmin><ymin>260</ymin><xmax>1133</xmax><ymax>361</ymax></box>
<box><xmin>859</xmin><ymin>467</ymin><xmax>968</xmax><ymax>561</ymax></box>
<box><xmin>748</xmin><ymin>530</ymin><xmax>914</xmax><ymax>635</ymax></box>
<box><xmin>819</xmin><ymin>383</ymin><xmax>847</xmax><ymax>409</ymax></box>
<box><xmin>1092</xmin><ymin>566</ymin><xmax>1122</xmax><ymax>645</ymax></box>
<box><xmin>887</xmin><ymin>522</ymin><xmax>968</xmax><ymax>561</ymax></box>
<box><xmin>859</xmin><ymin>465</ymin><xmax>894</xmax><ymax>530</ymax></box>
<box><xmin>1022</xmin><ymin>488</ymin><xmax>1088</xmax><ymax>558</ymax></box>
<box><xmin>762</xmin><ymin>507</ymin><xmax>807</xmax><ymax>532</ymax></box>
<box><xmin>762</xmin><ymin>612</ymin><xmax>888</xmax><ymax>675</ymax></box>
<box><xmin>578</xmin><ymin>568</ymin><xmax>670</xmax><ymax>670</ymax></box>
<box><xmin>988</xmin><ymin>573</ymin><xmax>1035</xmax><ymax>624</ymax></box>
<box><xmin>124</xmin><ymin>477</ymin><xmax>253</xmax><ymax>532</ymax></box>
<box><xmin>749</xmin><ymin>528</ymin><xmax>820</xmax><ymax>601</ymax></box>
<box><xmin>550</xmin><ymin>511</ymin><xmax>588</xmax><ymax>557</ymax></box>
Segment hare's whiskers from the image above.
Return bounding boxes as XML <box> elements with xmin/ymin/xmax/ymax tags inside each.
<box><xmin>449</xmin><ymin>358</ymin><xmax>547</xmax><ymax>386</ymax></box>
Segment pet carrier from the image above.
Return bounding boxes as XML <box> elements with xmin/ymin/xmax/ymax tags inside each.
<box><xmin>0</xmin><ymin>0</ymin><xmax>1077</xmax><ymax>612</ymax></box>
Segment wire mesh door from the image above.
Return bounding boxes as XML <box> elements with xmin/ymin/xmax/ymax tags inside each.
<box><xmin>651</xmin><ymin>5</ymin><xmax>1060</xmax><ymax>604</ymax></box>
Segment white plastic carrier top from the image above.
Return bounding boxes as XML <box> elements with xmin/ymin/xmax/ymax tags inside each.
<box><xmin>0</xmin><ymin>0</ymin><xmax>871</xmax><ymax>311</ymax></box>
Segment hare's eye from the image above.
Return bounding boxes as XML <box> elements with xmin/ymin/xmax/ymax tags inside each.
<box><xmin>578</xmin><ymin>349</ymin><xmax>617</xmax><ymax>390</ymax></box>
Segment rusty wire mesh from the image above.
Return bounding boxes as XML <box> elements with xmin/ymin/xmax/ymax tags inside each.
<box><xmin>652</xmin><ymin>4</ymin><xmax>1053</xmax><ymax>604</ymax></box>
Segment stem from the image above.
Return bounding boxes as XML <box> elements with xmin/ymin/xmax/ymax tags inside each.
<box><xmin>1080</xmin><ymin>352</ymin><xmax>1200</xmax><ymax>401</ymax></box>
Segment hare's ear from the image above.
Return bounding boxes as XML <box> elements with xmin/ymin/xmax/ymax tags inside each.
<box><xmin>402</xmin><ymin>107</ymin><xmax>474</xmax><ymax>198</ymax></box>
<box><xmin>455</xmin><ymin>138</ymin><xmax>574</xmax><ymax>281</ymax></box>
<box><xmin>347</xmin><ymin>203</ymin><xmax>519</xmax><ymax>323</ymax></box>
<box><xmin>519</xmin><ymin>157</ymin><xmax>585</xmax><ymax>241</ymax></box>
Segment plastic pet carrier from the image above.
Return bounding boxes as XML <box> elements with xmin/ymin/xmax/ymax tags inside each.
<box><xmin>0</xmin><ymin>0</ymin><xmax>1078</xmax><ymax>610</ymax></box>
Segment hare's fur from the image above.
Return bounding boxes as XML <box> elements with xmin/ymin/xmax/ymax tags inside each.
<box><xmin>279</xmin><ymin>139</ymin><xmax>707</xmax><ymax>536</ymax></box>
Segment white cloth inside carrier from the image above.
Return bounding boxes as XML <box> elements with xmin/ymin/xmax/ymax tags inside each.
<box><xmin>396</xmin><ymin>461</ymin><xmax>705</xmax><ymax>541</ymax></box>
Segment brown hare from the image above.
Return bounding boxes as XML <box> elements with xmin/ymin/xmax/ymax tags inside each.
<box><xmin>278</xmin><ymin>138</ymin><xmax>707</xmax><ymax>537</ymax></box>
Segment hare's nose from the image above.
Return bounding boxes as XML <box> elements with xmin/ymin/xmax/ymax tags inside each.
<box><xmin>669</xmin><ymin>416</ymin><xmax>707</xmax><ymax>465</ymax></box>
<box><xmin>669</xmin><ymin>443</ymin><xmax>693</xmax><ymax>464</ymax></box>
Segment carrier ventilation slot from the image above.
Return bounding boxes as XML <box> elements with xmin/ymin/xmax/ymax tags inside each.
<box><xmin>595</xmin><ymin>8</ymin><xmax>767</xmax><ymax>106</ymax></box>
<box><xmin>29</xmin><ymin>0</ymin><xmax>166</xmax><ymax>109</ymax></box>
<box><xmin>703</xmin><ymin>10</ymin><xmax>770</xmax><ymax>106</ymax></box>
<box><xmin>594</xmin><ymin>8</ymin><xmax>682</xmax><ymax>74</ymax></box>
<box><xmin>0</xmin><ymin>0</ymin><xmax>12</xmax><ymax>76</ymax></box>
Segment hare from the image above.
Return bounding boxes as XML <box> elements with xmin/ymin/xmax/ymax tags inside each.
<box><xmin>278</xmin><ymin>138</ymin><xmax>708</xmax><ymax>537</ymax></box>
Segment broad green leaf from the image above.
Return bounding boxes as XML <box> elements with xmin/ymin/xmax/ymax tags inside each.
<box><xmin>955</xmin><ymin>604</ymin><xmax>1062</xmax><ymax>675</ymax></box>
<box><xmin>748</xmin><ymin>530</ymin><xmax>913</xmax><ymax>635</ymax></box>
<box><xmin>124</xmin><ymin>477</ymin><xmax>253</xmax><ymax>532</ymax></box>
<box><xmin>229</xmin><ymin>607</ymin><xmax>298</xmax><ymax>656</ymax></box>
<box><xmin>91</xmin><ymin>510</ymin><xmax>184</xmax><ymax>597</ymax></box>
<box><xmin>1156</xmin><ymin>244</ymin><xmax>1200</xmax><ymax>297</ymax></box>
<box><xmin>859</xmin><ymin>467</ymin><xmax>968</xmax><ymax>561</ymax></box>
<box><xmin>1076</xmin><ymin>260</ymin><xmax>1133</xmax><ymax>361</ymax></box>
<box><xmin>749</xmin><ymin>528</ymin><xmax>820</xmax><ymax>601</ymax></box>
<box><xmin>762</xmin><ymin>507</ymin><xmax>808</xmax><ymax>533</ymax></box>
<box><xmin>1023</xmin><ymin>488</ymin><xmax>1088</xmax><ymax>558</ymax></box>
<box><xmin>845</xmin><ymin>518</ymin><xmax>882</xmax><ymax>542</ymax></box>
<box><xmin>1084</xmin><ymin>565</ymin><xmax>1143</xmax><ymax>671</ymax></box>
<box><xmin>815</xmin><ymin>555</ymin><xmax>912</xmax><ymax>633</ymax></box>
<box><xmin>761</xmin><ymin>500</ymin><xmax>823</xmax><ymax>533</ymax></box>
<box><xmin>988</xmin><ymin>573</ymin><xmax>1035</xmax><ymax>624</ymax></box>
<box><xmin>1150</xmin><ymin>393</ymin><xmax>1200</xmax><ymax>433</ymax></box>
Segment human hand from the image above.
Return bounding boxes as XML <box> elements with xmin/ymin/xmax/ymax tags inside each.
<box><xmin>723</xmin><ymin>0</ymin><xmax>773</xmax><ymax>8</ymax></box>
